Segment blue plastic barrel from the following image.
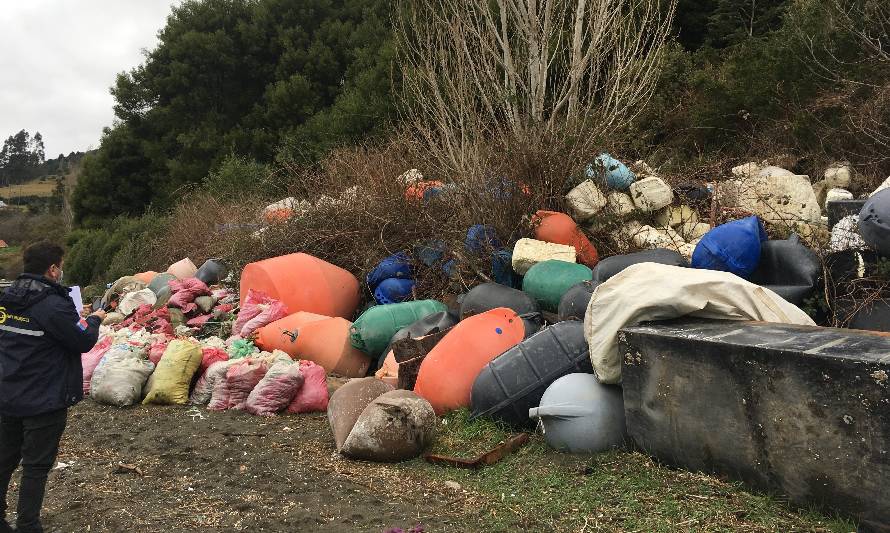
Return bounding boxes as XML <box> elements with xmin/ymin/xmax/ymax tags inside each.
<box><xmin>373</xmin><ymin>278</ymin><xmax>416</xmax><ymax>305</ymax></box>
<box><xmin>465</xmin><ymin>225</ymin><xmax>501</xmax><ymax>254</ymax></box>
<box><xmin>366</xmin><ymin>252</ymin><xmax>413</xmax><ymax>290</ymax></box>
<box><xmin>586</xmin><ymin>153</ymin><xmax>635</xmax><ymax>190</ymax></box>
<box><xmin>491</xmin><ymin>249</ymin><xmax>516</xmax><ymax>287</ymax></box>
<box><xmin>692</xmin><ymin>216</ymin><xmax>767</xmax><ymax>279</ymax></box>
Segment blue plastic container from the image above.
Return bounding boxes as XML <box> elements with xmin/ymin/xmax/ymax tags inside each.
<box><xmin>692</xmin><ymin>216</ymin><xmax>767</xmax><ymax>279</ymax></box>
<box><xmin>373</xmin><ymin>278</ymin><xmax>416</xmax><ymax>305</ymax></box>
<box><xmin>491</xmin><ymin>249</ymin><xmax>516</xmax><ymax>287</ymax></box>
<box><xmin>415</xmin><ymin>241</ymin><xmax>447</xmax><ymax>267</ymax></box>
<box><xmin>366</xmin><ymin>252</ymin><xmax>413</xmax><ymax>290</ymax></box>
<box><xmin>586</xmin><ymin>153</ymin><xmax>635</xmax><ymax>190</ymax></box>
<box><xmin>465</xmin><ymin>225</ymin><xmax>501</xmax><ymax>254</ymax></box>
<box><xmin>423</xmin><ymin>187</ymin><xmax>444</xmax><ymax>201</ymax></box>
<box><xmin>443</xmin><ymin>259</ymin><xmax>458</xmax><ymax>277</ymax></box>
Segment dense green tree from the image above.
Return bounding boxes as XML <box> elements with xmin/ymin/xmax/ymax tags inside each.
<box><xmin>706</xmin><ymin>0</ymin><xmax>788</xmax><ymax>47</ymax></box>
<box><xmin>0</xmin><ymin>130</ymin><xmax>46</xmax><ymax>185</ymax></box>
<box><xmin>74</xmin><ymin>0</ymin><xmax>395</xmax><ymax>225</ymax></box>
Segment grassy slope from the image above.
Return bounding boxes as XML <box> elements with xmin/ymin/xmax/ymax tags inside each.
<box><xmin>0</xmin><ymin>177</ymin><xmax>57</xmax><ymax>198</ymax></box>
<box><xmin>395</xmin><ymin>410</ymin><xmax>856</xmax><ymax>532</ymax></box>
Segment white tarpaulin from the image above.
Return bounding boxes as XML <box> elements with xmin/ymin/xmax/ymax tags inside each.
<box><xmin>117</xmin><ymin>288</ymin><xmax>158</xmax><ymax>317</ymax></box>
<box><xmin>583</xmin><ymin>262</ymin><xmax>815</xmax><ymax>384</ymax></box>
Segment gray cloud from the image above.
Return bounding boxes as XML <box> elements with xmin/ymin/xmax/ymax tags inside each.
<box><xmin>0</xmin><ymin>1</ymin><xmax>180</xmax><ymax>157</ymax></box>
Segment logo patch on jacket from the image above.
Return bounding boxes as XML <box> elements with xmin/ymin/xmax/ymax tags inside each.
<box><xmin>0</xmin><ymin>306</ymin><xmax>28</xmax><ymax>324</ymax></box>
<box><xmin>77</xmin><ymin>318</ymin><xmax>89</xmax><ymax>331</ymax></box>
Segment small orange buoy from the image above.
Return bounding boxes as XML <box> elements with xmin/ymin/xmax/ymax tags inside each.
<box><xmin>405</xmin><ymin>181</ymin><xmax>443</xmax><ymax>201</ymax></box>
<box><xmin>134</xmin><ymin>271</ymin><xmax>158</xmax><ymax>285</ymax></box>
<box><xmin>533</xmin><ymin>210</ymin><xmax>599</xmax><ymax>267</ymax></box>
<box><xmin>413</xmin><ymin>307</ymin><xmax>525</xmax><ymax>415</ymax></box>
<box><xmin>240</xmin><ymin>253</ymin><xmax>360</xmax><ymax>319</ymax></box>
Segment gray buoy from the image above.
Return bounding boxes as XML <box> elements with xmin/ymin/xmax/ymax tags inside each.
<box><xmin>528</xmin><ymin>373</ymin><xmax>626</xmax><ymax>454</ymax></box>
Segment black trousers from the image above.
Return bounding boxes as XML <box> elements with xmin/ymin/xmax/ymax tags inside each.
<box><xmin>0</xmin><ymin>409</ymin><xmax>67</xmax><ymax>533</ymax></box>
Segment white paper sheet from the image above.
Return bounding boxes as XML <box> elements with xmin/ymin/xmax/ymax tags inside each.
<box><xmin>68</xmin><ymin>285</ymin><xmax>84</xmax><ymax>315</ymax></box>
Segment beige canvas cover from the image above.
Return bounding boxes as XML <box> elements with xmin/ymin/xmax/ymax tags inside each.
<box><xmin>583</xmin><ymin>263</ymin><xmax>815</xmax><ymax>384</ymax></box>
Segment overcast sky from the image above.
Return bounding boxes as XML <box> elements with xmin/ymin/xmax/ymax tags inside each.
<box><xmin>0</xmin><ymin>1</ymin><xmax>180</xmax><ymax>158</ymax></box>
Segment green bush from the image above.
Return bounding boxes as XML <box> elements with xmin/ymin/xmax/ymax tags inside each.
<box><xmin>202</xmin><ymin>155</ymin><xmax>277</xmax><ymax>201</ymax></box>
<box><xmin>65</xmin><ymin>213</ymin><xmax>169</xmax><ymax>286</ymax></box>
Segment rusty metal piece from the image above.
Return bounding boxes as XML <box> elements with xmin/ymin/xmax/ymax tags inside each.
<box><xmin>424</xmin><ymin>433</ymin><xmax>530</xmax><ymax>469</ymax></box>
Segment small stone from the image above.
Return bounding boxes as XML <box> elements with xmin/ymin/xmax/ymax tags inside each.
<box><xmin>444</xmin><ymin>481</ymin><xmax>462</xmax><ymax>491</ymax></box>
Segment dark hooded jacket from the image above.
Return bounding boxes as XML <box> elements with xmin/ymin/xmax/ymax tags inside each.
<box><xmin>0</xmin><ymin>274</ymin><xmax>101</xmax><ymax>417</ymax></box>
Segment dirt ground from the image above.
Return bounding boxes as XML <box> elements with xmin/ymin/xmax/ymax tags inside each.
<box><xmin>3</xmin><ymin>399</ymin><xmax>858</xmax><ymax>533</ymax></box>
<box><xmin>23</xmin><ymin>401</ymin><xmax>474</xmax><ymax>533</ymax></box>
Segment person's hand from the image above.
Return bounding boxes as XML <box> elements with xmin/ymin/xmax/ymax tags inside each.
<box><xmin>90</xmin><ymin>309</ymin><xmax>107</xmax><ymax>322</ymax></box>
<box><xmin>80</xmin><ymin>304</ymin><xmax>93</xmax><ymax>318</ymax></box>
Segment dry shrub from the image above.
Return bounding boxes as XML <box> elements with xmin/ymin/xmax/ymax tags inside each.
<box><xmin>152</xmin><ymin>133</ymin><xmax>622</xmax><ymax>305</ymax></box>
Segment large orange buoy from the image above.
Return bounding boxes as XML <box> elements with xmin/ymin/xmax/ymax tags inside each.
<box><xmin>533</xmin><ymin>210</ymin><xmax>599</xmax><ymax>267</ymax></box>
<box><xmin>256</xmin><ymin>313</ymin><xmax>371</xmax><ymax>378</ymax></box>
<box><xmin>255</xmin><ymin>311</ymin><xmax>330</xmax><ymax>350</ymax></box>
<box><xmin>240</xmin><ymin>253</ymin><xmax>360</xmax><ymax>319</ymax></box>
<box><xmin>413</xmin><ymin>307</ymin><xmax>524</xmax><ymax>415</ymax></box>
<box><xmin>134</xmin><ymin>271</ymin><xmax>158</xmax><ymax>285</ymax></box>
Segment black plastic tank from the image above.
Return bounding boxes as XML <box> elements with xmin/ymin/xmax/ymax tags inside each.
<box><xmin>470</xmin><ymin>321</ymin><xmax>592</xmax><ymax>428</ymax></box>
<box><xmin>195</xmin><ymin>259</ymin><xmax>229</xmax><ymax>285</ymax></box>
<box><xmin>372</xmin><ymin>310</ymin><xmax>460</xmax><ymax>372</ymax></box>
<box><xmin>827</xmin><ymin>198</ymin><xmax>866</xmax><ymax>229</ymax></box>
<box><xmin>591</xmin><ymin>249</ymin><xmax>687</xmax><ymax>282</ymax></box>
<box><xmin>557</xmin><ymin>280</ymin><xmax>600</xmax><ymax>322</ymax></box>
<box><xmin>460</xmin><ymin>282</ymin><xmax>541</xmax><ymax>337</ymax></box>
<box><xmin>749</xmin><ymin>234</ymin><xmax>821</xmax><ymax>305</ymax></box>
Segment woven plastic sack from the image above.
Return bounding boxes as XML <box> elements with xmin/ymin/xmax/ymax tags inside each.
<box><xmin>208</xmin><ymin>358</ymin><xmax>269</xmax><ymax>411</ymax></box>
<box><xmin>287</xmin><ymin>361</ymin><xmax>329</xmax><ymax>414</ymax></box>
<box><xmin>691</xmin><ymin>216</ymin><xmax>767</xmax><ymax>279</ymax></box>
<box><xmin>142</xmin><ymin>339</ymin><xmax>203</xmax><ymax>405</ymax></box>
<box><xmin>200</xmin><ymin>347</ymin><xmax>229</xmax><ymax>375</ymax></box>
<box><xmin>82</xmin><ymin>336</ymin><xmax>113</xmax><ymax>395</ymax></box>
<box><xmin>148</xmin><ymin>339</ymin><xmax>169</xmax><ymax>365</ymax></box>
<box><xmin>233</xmin><ymin>290</ymin><xmax>289</xmax><ymax>338</ymax></box>
<box><xmin>244</xmin><ymin>360</ymin><xmax>304</xmax><ymax>416</ymax></box>
<box><xmin>91</xmin><ymin>352</ymin><xmax>155</xmax><ymax>407</ymax></box>
<box><xmin>191</xmin><ymin>359</ymin><xmax>238</xmax><ymax>405</ymax></box>
<box><xmin>168</xmin><ymin>278</ymin><xmax>211</xmax><ymax>311</ymax></box>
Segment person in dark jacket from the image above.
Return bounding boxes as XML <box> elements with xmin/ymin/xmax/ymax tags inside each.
<box><xmin>0</xmin><ymin>242</ymin><xmax>105</xmax><ymax>533</ymax></box>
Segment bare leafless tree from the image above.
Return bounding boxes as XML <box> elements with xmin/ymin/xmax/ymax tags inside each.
<box><xmin>397</xmin><ymin>0</ymin><xmax>677</xmax><ymax>177</ymax></box>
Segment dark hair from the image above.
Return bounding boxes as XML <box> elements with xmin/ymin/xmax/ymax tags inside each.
<box><xmin>22</xmin><ymin>241</ymin><xmax>65</xmax><ymax>275</ymax></box>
